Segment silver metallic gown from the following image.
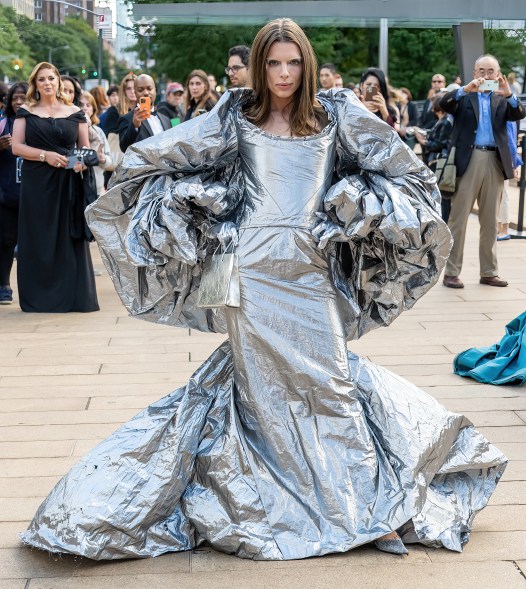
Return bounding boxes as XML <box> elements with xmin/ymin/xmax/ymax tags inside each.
<box><xmin>21</xmin><ymin>89</ymin><xmax>507</xmax><ymax>560</ymax></box>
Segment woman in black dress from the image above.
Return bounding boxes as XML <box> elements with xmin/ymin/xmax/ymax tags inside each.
<box><xmin>11</xmin><ymin>62</ymin><xmax>99</xmax><ymax>313</ymax></box>
<box><xmin>0</xmin><ymin>82</ymin><xmax>28</xmax><ymax>305</ymax></box>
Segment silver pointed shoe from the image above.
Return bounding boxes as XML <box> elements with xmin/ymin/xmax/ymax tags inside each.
<box><xmin>374</xmin><ymin>537</ymin><xmax>409</xmax><ymax>555</ymax></box>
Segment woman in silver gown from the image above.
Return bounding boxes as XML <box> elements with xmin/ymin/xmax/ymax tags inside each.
<box><xmin>22</xmin><ymin>19</ymin><xmax>507</xmax><ymax>561</ymax></box>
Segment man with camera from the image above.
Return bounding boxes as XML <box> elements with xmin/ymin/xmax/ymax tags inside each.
<box><xmin>118</xmin><ymin>74</ymin><xmax>171</xmax><ymax>153</ymax></box>
<box><xmin>440</xmin><ymin>54</ymin><xmax>525</xmax><ymax>289</ymax></box>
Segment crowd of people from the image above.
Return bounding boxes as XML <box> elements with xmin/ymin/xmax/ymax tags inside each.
<box><xmin>0</xmin><ymin>42</ymin><xmax>524</xmax><ymax>309</ymax></box>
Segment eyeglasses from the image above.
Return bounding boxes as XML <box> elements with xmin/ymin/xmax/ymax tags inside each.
<box><xmin>225</xmin><ymin>65</ymin><xmax>246</xmax><ymax>75</ymax></box>
<box><xmin>432</xmin><ymin>79</ymin><xmax>444</xmax><ymax>83</ymax></box>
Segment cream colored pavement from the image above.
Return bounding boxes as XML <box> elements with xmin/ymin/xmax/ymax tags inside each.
<box><xmin>1</xmin><ymin>212</ymin><xmax>526</xmax><ymax>589</ymax></box>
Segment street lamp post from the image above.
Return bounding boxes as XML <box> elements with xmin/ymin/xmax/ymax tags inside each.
<box><xmin>48</xmin><ymin>45</ymin><xmax>70</xmax><ymax>65</ymax></box>
<box><xmin>45</xmin><ymin>0</ymin><xmax>104</xmax><ymax>79</ymax></box>
<box><xmin>43</xmin><ymin>0</ymin><xmax>138</xmax><ymax>82</ymax></box>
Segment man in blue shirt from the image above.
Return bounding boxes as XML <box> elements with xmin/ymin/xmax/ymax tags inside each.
<box><xmin>440</xmin><ymin>54</ymin><xmax>525</xmax><ymax>289</ymax></box>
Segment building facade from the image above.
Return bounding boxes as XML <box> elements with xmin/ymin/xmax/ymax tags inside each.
<box><xmin>34</xmin><ymin>0</ymin><xmax>96</xmax><ymax>27</ymax></box>
<box><xmin>1</xmin><ymin>0</ymin><xmax>34</xmax><ymax>19</ymax></box>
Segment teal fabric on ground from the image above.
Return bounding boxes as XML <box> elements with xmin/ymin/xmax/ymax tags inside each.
<box><xmin>453</xmin><ymin>311</ymin><xmax>526</xmax><ymax>386</ymax></box>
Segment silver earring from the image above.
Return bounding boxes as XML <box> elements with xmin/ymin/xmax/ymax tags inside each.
<box><xmin>36</xmin><ymin>90</ymin><xmax>40</xmax><ymax>100</ymax></box>
<box><xmin>56</xmin><ymin>89</ymin><xmax>61</xmax><ymax>98</ymax></box>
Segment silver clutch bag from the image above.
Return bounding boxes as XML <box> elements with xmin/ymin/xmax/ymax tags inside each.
<box><xmin>197</xmin><ymin>246</ymin><xmax>240</xmax><ymax>309</ymax></box>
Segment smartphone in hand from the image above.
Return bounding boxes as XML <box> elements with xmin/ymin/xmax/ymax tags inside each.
<box><xmin>479</xmin><ymin>79</ymin><xmax>499</xmax><ymax>92</ymax></box>
<box><xmin>139</xmin><ymin>96</ymin><xmax>151</xmax><ymax>118</ymax></box>
<box><xmin>365</xmin><ymin>86</ymin><xmax>379</xmax><ymax>99</ymax></box>
<box><xmin>65</xmin><ymin>155</ymin><xmax>83</xmax><ymax>169</ymax></box>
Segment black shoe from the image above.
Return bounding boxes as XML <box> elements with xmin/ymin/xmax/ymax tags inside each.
<box><xmin>0</xmin><ymin>286</ymin><xmax>13</xmax><ymax>305</ymax></box>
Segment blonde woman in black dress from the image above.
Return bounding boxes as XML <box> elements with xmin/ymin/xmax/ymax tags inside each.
<box><xmin>11</xmin><ymin>62</ymin><xmax>99</xmax><ymax>312</ymax></box>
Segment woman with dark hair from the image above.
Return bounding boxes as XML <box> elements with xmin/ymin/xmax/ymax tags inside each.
<box><xmin>359</xmin><ymin>67</ymin><xmax>398</xmax><ymax>127</ymax></box>
<box><xmin>98</xmin><ymin>85</ymin><xmax>118</xmax><ymax>133</ymax></box>
<box><xmin>61</xmin><ymin>75</ymin><xmax>82</xmax><ymax>107</ymax></box>
<box><xmin>0</xmin><ymin>82</ymin><xmax>28</xmax><ymax>304</ymax></box>
<box><xmin>183</xmin><ymin>69</ymin><xmax>217</xmax><ymax>121</ymax></box>
<box><xmin>22</xmin><ymin>20</ymin><xmax>504</xmax><ymax>562</ymax></box>
<box><xmin>0</xmin><ymin>82</ymin><xmax>8</xmax><ymax>118</ymax></box>
<box><xmin>11</xmin><ymin>62</ymin><xmax>99</xmax><ymax>313</ymax></box>
<box><xmin>397</xmin><ymin>86</ymin><xmax>419</xmax><ymax>148</ymax></box>
<box><xmin>415</xmin><ymin>96</ymin><xmax>454</xmax><ymax>222</ymax></box>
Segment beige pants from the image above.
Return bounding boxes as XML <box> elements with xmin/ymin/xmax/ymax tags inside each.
<box><xmin>445</xmin><ymin>149</ymin><xmax>504</xmax><ymax>278</ymax></box>
<box><xmin>497</xmin><ymin>180</ymin><xmax>509</xmax><ymax>224</ymax></box>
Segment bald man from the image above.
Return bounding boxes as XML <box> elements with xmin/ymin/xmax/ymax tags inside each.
<box><xmin>420</xmin><ymin>73</ymin><xmax>446</xmax><ymax>130</ymax></box>
<box><xmin>440</xmin><ymin>54</ymin><xmax>525</xmax><ymax>288</ymax></box>
<box><xmin>118</xmin><ymin>74</ymin><xmax>171</xmax><ymax>153</ymax></box>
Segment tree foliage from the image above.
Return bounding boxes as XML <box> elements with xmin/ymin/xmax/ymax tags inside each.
<box><xmin>0</xmin><ymin>5</ymin><xmax>32</xmax><ymax>79</ymax></box>
<box><xmin>130</xmin><ymin>8</ymin><xmax>526</xmax><ymax>99</ymax></box>
<box><xmin>1</xmin><ymin>6</ymin><xmax>121</xmax><ymax>83</ymax></box>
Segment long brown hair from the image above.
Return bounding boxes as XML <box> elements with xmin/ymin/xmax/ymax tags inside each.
<box><xmin>244</xmin><ymin>18</ymin><xmax>325</xmax><ymax>137</ymax></box>
<box><xmin>118</xmin><ymin>72</ymin><xmax>137</xmax><ymax>115</ymax></box>
<box><xmin>90</xmin><ymin>85</ymin><xmax>109</xmax><ymax>112</ymax></box>
<box><xmin>26</xmin><ymin>62</ymin><xmax>71</xmax><ymax>107</ymax></box>
<box><xmin>184</xmin><ymin>69</ymin><xmax>216</xmax><ymax>117</ymax></box>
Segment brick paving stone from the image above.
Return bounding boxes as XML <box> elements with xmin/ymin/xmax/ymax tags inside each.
<box><xmin>0</xmin><ymin>441</ymin><xmax>74</xmax><ymax>459</ymax></box>
<box><xmin>0</xmin><ymin>523</ymin><xmax>29</xmax><ymax>549</ymax></box>
<box><xmin>473</xmin><ymin>506</ymin><xmax>526</xmax><ymax>532</ymax></box>
<box><xmin>487</xmin><ymin>481</ymin><xmax>526</xmax><ymax>505</ymax></box>
<box><xmin>425</xmin><ymin>531</ymin><xmax>526</xmax><ymax>562</ymax></box>
<box><xmin>0</xmin><ymin>477</ymin><xmax>60</xmax><ymax>499</ymax></box>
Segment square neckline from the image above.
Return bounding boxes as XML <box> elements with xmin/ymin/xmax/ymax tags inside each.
<box><xmin>238</xmin><ymin>106</ymin><xmax>335</xmax><ymax>142</ymax></box>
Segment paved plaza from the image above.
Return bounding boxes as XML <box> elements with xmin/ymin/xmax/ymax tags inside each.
<box><xmin>1</xmin><ymin>207</ymin><xmax>526</xmax><ymax>588</ymax></box>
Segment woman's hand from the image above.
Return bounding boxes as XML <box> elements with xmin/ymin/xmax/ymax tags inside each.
<box><xmin>364</xmin><ymin>93</ymin><xmax>389</xmax><ymax>121</ymax></box>
<box><xmin>414</xmin><ymin>130</ymin><xmax>427</xmax><ymax>146</ymax></box>
<box><xmin>97</xmin><ymin>143</ymin><xmax>106</xmax><ymax>165</ymax></box>
<box><xmin>45</xmin><ymin>151</ymin><xmax>68</xmax><ymax>168</ymax></box>
<box><xmin>0</xmin><ymin>134</ymin><xmax>12</xmax><ymax>151</ymax></box>
<box><xmin>73</xmin><ymin>162</ymin><xmax>87</xmax><ymax>174</ymax></box>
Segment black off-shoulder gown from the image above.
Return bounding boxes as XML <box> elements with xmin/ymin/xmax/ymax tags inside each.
<box><xmin>16</xmin><ymin>108</ymin><xmax>99</xmax><ymax>313</ymax></box>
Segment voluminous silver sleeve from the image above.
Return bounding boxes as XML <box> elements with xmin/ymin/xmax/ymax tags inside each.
<box><xmin>318</xmin><ymin>89</ymin><xmax>452</xmax><ymax>340</ymax></box>
<box><xmin>85</xmin><ymin>91</ymin><xmax>244</xmax><ymax>332</ymax></box>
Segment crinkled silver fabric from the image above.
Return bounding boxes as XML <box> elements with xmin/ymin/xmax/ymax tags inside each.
<box><xmin>21</xmin><ymin>89</ymin><xmax>507</xmax><ymax>560</ymax></box>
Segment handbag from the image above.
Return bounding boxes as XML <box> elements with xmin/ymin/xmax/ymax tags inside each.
<box><xmin>70</xmin><ymin>167</ymin><xmax>98</xmax><ymax>241</ymax></box>
<box><xmin>435</xmin><ymin>146</ymin><xmax>457</xmax><ymax>193</ymax></box>
<box><xmin>106</xmin><ymin>132</ymin><xmax>123</xmax><ymax>172</ymax></box>
<box><xmin>66</xmin><ymin>147</ymin><xmax>99</xmax><ymax>168</ymax></box>
<box><xmin>197</xmin><ymin>243</ymin><xmax>240</xmax><ymax>309</ymax></box>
